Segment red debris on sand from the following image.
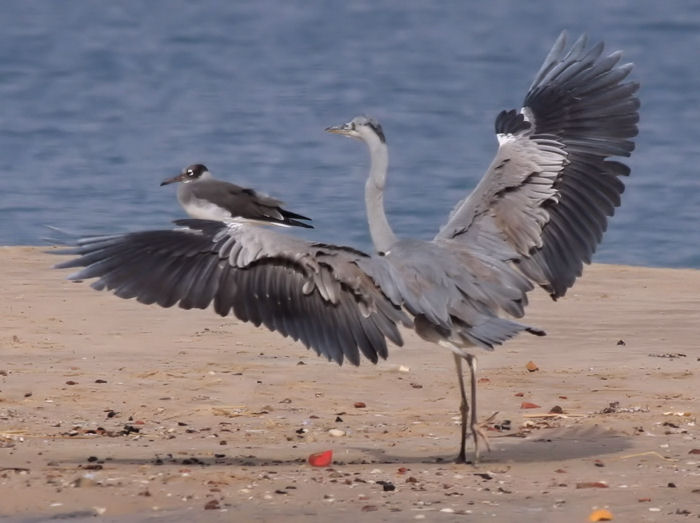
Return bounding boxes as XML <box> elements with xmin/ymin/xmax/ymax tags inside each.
<box><xmin>354</xmin><ymin>402</ymin><xmax>366</xmax><ymax>408</ymax></box>
<box><xmin>526</xmin><ymin>361</ymin><xmax>539</xmax><ymax>372</ymax></box>
<box><xmin>308</xmin><ymin>450</ymin><xmax>333</xmax><ymax>467</ymax></box>
<box><xmin>520</xmin><ymin>402</ymin><xmax>540</xmax><ymax>409</ymax></box>
<box><xmin>689</xmin><ymin>449</ymin><xmax>700</xmax><ymax>454</ymax></box>
<box><xmin>514</xmin><ymin>392</ymin><xmax>524</xmax><ymax>397</ymax></box>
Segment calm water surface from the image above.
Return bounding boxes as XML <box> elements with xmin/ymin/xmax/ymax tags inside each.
<box><xmin>2</xmin><ymin>1</ymin><xmax>699</xmax><ymax>268</ymax></box>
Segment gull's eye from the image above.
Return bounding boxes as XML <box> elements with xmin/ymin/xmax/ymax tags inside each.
<box><xmin>187</xmin><ymin>169</ymin><xmax>194</xmax><ymax>176</ymax></box>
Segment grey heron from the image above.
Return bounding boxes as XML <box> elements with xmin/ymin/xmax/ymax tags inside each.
<box><xmin>54</xmin><ymin>32</ymin><xmax>639</xmax><ymax>463</ymax></box>
<box><xmin>161</xmin><ymin>163</ymin><xmax>313</xmax><ymax>228</ymax></box>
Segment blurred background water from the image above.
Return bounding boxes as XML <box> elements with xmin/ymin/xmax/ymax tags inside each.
<box><xmin>1</xmin><ymin>1</ymin><xmax>699</xmax><ymax>268</ymax></box>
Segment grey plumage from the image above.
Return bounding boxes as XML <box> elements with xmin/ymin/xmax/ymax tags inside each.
<box><xmin>327</xmin><ymin>31</ymin><xmax>638</xmax><ymax>462</ymax></box>
<box><xmin>54</xmin><ymin>32</ymin><xmax>638</xmax><ymax>464</ymax></box>
<box><xmin>161</xmin><ymin>164</ymin><xmax>313</xmax><ymax>228</ymax></box>
<box><xmin>55</xmin><ymin>219</ymin><xmax>409</xmax><ymax>366</ymax></box>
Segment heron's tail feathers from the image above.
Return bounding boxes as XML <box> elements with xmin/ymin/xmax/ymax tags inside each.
<box><xmin>459</xmin><ymin>317</ymin><xmax>546</xmax><ymax>350</ymax></box>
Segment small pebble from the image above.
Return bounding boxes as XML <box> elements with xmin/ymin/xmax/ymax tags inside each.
<box><xmin>204</xmin><ymin>500</ymin><xmax>220</xmax><ymax>510</ymax></box>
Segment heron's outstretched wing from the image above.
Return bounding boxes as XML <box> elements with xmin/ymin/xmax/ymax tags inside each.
<box><xmin>53</xmin><ymin>219</ymin><xmax>410</xmax><ymax>366</ymax></box>
<box><xmin>437</xmin><ymin>32</ymin><xmax>639</xmax><ymax>299</ymax></box>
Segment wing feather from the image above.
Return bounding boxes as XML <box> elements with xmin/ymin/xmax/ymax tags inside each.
<box><xmin>53</xmin><ymin>220</ymin><xmax>410</xmax><ymax>366</ymax></box>
<box><xmin>437</xmin><ymin>31</ymin><xmax>639</xmax><ymax>299</ymax></box>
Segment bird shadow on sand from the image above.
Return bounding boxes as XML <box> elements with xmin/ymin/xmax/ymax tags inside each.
<box><xmin>57</xmin><ymin>425</ymin><xmax>632</xmax><ymax>469</ymax></box>
<box><xmin>360</xmin><ymin>424</ymin><xmax>634</xmax><ymax>465</ymax></box>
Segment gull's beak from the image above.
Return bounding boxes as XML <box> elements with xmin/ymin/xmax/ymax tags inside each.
<box><xmin>325</xmin><ymin>123</ymin><xmax>353</xmax><ymax>136</ymax></box>
<box><xmin>160</xmin><ymin>172</ymin><xmax>186</xmax><ymax>186</ymax></box>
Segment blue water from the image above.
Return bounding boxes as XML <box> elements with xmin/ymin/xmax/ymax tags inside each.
<box><xmin>2</xmin><ymin>1</ymin><xmax>699</xmax><ymax>268</ymax></box>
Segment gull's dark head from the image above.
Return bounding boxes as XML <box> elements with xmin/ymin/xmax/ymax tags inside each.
<box><xmin>325</xmin><ymin>115</ymin><xmax>386</xmax><ymax>144</ymax></box>
<box><xmin>161</xmin><ymin>164</ymin><xmax>210</xmax><ymax>186</ymax></box>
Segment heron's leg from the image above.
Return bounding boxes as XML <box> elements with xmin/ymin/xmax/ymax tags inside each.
<box><xmin>452</xmin><ymin>353</ymin><xmax>469</xmax><ymax>464</ymax></box>
<box><xmin>464</xmin><ymin>353</ymin><xmax>491</xmax><ymax>464</ymax></box>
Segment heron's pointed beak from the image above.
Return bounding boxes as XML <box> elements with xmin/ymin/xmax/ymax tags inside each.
<box><xmin>325</xmin><ymin>123</ymin><xmax>353</xmax><ymax>136</ymax></box>
<box><xmin>160</xmin><ymin>173</ymin><xmax>186</xmax><ymax>186</ymax></box>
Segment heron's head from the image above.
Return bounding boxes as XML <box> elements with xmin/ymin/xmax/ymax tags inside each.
<box><xmin>161</xmin><ymin>163</ymin><xmax>210</xmax><ymax>186</ymax></box>
<box><xmin>325</xmin><ymin>116</ymin><xmax>386</xmax><ymax>144</ymax></box>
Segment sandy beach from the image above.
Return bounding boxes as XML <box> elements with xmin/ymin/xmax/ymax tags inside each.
<box><xmin>0</xmin><ymin>246</ymin><xmax>698</xmax><ymax>522</ymax></box>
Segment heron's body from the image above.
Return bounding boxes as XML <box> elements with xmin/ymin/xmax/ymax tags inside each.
<box><xmin>54</xmin><ymin>32</ymin><xmax>639</xmax><ymax>463</ymax></box>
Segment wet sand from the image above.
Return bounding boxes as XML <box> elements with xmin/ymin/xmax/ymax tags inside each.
<box><xmin>1</xmin><ymin>246</ymin><xmax>698</xmax><ymax>522</ymax></box>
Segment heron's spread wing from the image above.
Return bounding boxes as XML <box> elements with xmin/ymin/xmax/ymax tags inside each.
<box><xmin>437</xmin><ymin>32</ymin><xmax>639</xmax><ymax>299</ymax></box>
<box><xmin>54</xmin><ymin>219</ymin><xmax>409</xmax><ymax>366</ymax></box>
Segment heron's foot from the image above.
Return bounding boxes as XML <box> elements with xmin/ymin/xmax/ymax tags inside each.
<box><xmin>454</xmin><ymin>449</ymin><xmax>468</xmax><ymax>464</ymax></box>
<box><xmin>464</xmin><ymin>412</ymin><xmax>498</xmax><ymax>464</ymax></box>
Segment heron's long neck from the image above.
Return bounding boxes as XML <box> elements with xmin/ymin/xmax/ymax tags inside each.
<box><xmin>365</xmin><ymin>139</ymin><xmax>398</xmax><ymax>253</ymax></box>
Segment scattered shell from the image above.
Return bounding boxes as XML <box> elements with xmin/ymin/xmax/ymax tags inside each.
<box><xmin>588</xmin><ymin>508</ymin><xmax>613</xmax><ymax>521</ymax></box>
<box><xmin>526</xmin><ymin>361</ymin><xmax>539</xmax><ymax>372</ymax></box>
<box><xmin>398</xmin><ymin>365</ymin><xmax>410</xmax><ymax>373</ymax></box>
<box><xmin>576</xmin><ymin>482</ymin><xmax>608</xmax><ymax>489</ymax></box>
